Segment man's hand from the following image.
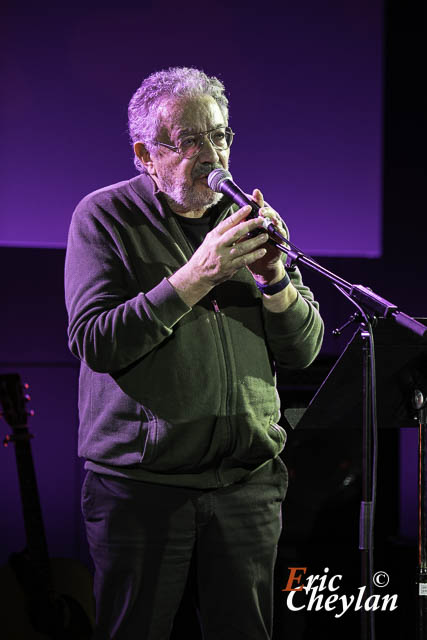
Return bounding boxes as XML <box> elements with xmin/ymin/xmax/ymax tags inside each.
<box><xmin>190</xmin><ymin>206</ymin><xmax>271</xmax><ymax>285</ymax></box>
<box><xmin>169</xmin><ymin>207</ymin><xmax>269</xmax><ymax>306</ymax></box>
<box><xmin>245</xmin><ymin>189</ymin><xmax>298</xmax><ymax>312</ymax></box>
<box><xmin>245</xmin><ymin>189</ymin><xmax>288</xmax><ymax>286</ymax></box>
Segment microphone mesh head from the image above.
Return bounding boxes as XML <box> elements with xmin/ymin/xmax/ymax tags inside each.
<box><xmin>207</xmin><ymin>169</ymin><xmax>232</xmax><ymax>192</ymax></box>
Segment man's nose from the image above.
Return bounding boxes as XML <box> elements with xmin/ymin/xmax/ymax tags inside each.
<box><xmin>197</xmin><ymin>136</ymin><xmax>220</xmax><ymax>163</ymax></box>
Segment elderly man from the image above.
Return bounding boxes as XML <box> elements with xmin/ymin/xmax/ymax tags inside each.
<box><xmin>65</xmin><ymin>66</ymin><xmax>323</xmax><ymax>639</ymax></box>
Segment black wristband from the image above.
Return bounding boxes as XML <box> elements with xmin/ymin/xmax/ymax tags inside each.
<box><xmin>255</xmin><ymin>272</ymin><xmax>291</xmax><ymax>296</ymax></box>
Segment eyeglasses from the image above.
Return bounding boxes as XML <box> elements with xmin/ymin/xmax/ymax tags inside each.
<box><xmin>152</xmin><ymin>126</ymin><xmax>234</xmax><ymax>159</ymax></box>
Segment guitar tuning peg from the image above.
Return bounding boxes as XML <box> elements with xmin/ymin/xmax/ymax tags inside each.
<box><xmin>28</xmin><ymin>409</ymin><xmax>35</xmax><ymax>417</ymax></box>
<box><xmin>23</xmin><ymin>383</ymin><xmax>30</xmax><ymax>390</ymax></box>
<box><xmin>24</xmin><ymin>394</ymin><xmax>31</xmax><ymax>402</ymax></box>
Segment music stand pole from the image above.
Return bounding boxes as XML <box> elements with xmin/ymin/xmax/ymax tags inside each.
<box><xmin>413</xmin><ymin>390</ymin><xmax>427</xmax><ymax>639</ymax></box>
<box><xmin>360</xmin><ymin>325</ymin><xmax>375</xmax><ymax>640</ymax></box>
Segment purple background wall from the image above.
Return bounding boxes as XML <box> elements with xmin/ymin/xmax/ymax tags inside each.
<box><xmin>0</xmin><ymin>2</ymin><xmax>425</xmax><ymax>637</ymax></box>
<box><xmin>1</xmin><ymin>0</ymin><xmax>382</xmax><ymax>256</ymax></box>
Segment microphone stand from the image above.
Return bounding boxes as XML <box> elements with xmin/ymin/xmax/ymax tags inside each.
<box><xmin>268</xmin><ymin>233</ymin><xmax>427</xmax><ymax>640</ymax></box>
<box><xmin>412</xmin><ymin>390</ymin><xmax>427</xmax><ymax>639</ymax></box>
<box><xmin>267</xmin><ymin>233</ymin><xmax>426</xmax><ymax>339</ymax></box>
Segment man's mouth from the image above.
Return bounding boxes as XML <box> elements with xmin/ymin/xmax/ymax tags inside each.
<box><xmin>195</xmin><ymin>175</ymin><xmax>209</xmax><ymax>184</ymax></box>
<box><xmin>193</xmin><ymin>165</ymin><xmax>221</xmax><ymax>183</ymax></box>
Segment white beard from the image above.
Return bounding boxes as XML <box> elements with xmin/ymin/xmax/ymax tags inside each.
<box><xmin>156</xmin><ymin>165</ymin><xmax>224</xmax><ymax>213</ymax></box>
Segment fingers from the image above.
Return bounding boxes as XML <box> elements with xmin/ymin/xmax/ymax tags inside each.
<box><xmin>223</xmin><ymin>220</ymin><xmax>267</xmax><ymax>247</ymax></box>
<box><xmin>218</xmin><ymin>205</ymin><xmax>265</xmax><ymax>242</ymax></box>
<box><xmin>218</xmin><ymin>195</ymin><xmax>285</xmax><ymax>241</ymax></box>
<box><xmin>243</xmin><ymin>188</ymin><xmax>264</xmax><ymax>208</ymax></box>
<box><xmin>228</xmin><ymin>238</ymin><xmax>268</xmax><ymax>269</ymax></box>
<box><xmin>190</xmin><ymin>207</ymin><xmax>272</xmax><ymax>286</ymax></box>
<box><xmin>252</xmin><ymin>188</ymin><xmax>264</xmax><ymax>208</ymax></box>
<box><xmin>216</xmin><ymin>217</ymin><xmax>269</xmax><ymax>267</ymax></box>
<box><xmin>229</xmin><ymin>232</ymin><xmax>269</xmax><ymax>258</ymax></box>
<box><xmin>258</xmin><ymin>205</ymin><xmax>288</xmax><ymax>238</ymax></box>
<box><xmin>218</xmin><ymin>205</ymin><xmax>253</xmax><ymax>232</ymax></box>
<box><xmin>231</xmin><ymin>246</ymin><xmax>268</xmax><ymax>269</ymax></box>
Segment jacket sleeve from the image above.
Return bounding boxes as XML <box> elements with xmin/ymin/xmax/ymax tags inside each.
<box><xmin>262</xmin><ymin>264</ymin><xmax>324</xmax><ymax>369</ymax></box>
<box><xmin>64</xmin><ymin>200</ymin><xmax>191</xmax><ymax>374</ymax></box>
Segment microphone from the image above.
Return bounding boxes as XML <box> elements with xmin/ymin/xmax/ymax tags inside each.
<box><xmin>207</xmin><ymin>169</ymin><xmax>287</xmax><ymax>245</ymax></box>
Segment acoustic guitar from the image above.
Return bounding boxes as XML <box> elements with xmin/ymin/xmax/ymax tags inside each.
<box><xmin>0</xmin><ymin>373</ymin><xmax>95</xmax><ymax>639</ymax></box>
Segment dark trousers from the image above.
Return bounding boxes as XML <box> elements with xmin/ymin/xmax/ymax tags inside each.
<box><xmin>82</xmin><ymin>457</ymin><xmax>288</xmax><ymax>640</ymax></box>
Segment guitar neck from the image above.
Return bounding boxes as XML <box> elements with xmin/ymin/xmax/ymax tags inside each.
<box><xmin>13</xmin><ymin>430</ymin><xmax>51</xmax><ymax>577</ymax></box>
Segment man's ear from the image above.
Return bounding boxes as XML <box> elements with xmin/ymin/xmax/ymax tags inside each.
<box><xmin>134</xmin><ymin>142</ymin><xmax>157</xmax><ymax>176</ymax></box>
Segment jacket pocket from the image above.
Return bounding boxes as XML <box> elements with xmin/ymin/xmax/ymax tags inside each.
<box><xmin>138</xmin><ymin>407</ymin><xmax>158</xmax><ymax>464</ymax></box>
<box><xmin>233</xmin><ymin>416</ymin><xmax>287</xmax><ymax>466</ymax></box>
<box><xmin>268</xmin><ymin>420</ymin><xmax>287</xmax><ymax>449</ymax></box>
<box><xmin>137</xmin><ymin>414</ymin><xmax>220</xmax><ymax>473</ymax></box>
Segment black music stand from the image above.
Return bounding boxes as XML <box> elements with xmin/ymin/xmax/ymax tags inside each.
<box><xmin>284</xmin><ymin>318</ymin><xmax>427</xmax><ymax>639</ymax></box>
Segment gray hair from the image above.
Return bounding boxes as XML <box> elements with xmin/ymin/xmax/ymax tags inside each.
<box><xmin>128</xmin><ymin>67</ymin><xmax>229</xmax><ymax>173</ymax></box>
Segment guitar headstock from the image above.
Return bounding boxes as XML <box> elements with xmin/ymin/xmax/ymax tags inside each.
<box><xmin>0</xmin><ymin>373</ymin><xmax>32</xmax><ymax>430</ymax></box>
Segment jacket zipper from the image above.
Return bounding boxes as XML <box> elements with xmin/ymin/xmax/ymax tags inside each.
<box><xmin>211</xmin><ymin>298</ymin><xmax>220</xmax><ymax>313</ymax></box>
<box><xmin>170</xmin><ymin>217</ymin><xmax>235</xmax><ymax>480</ymax></box>
<box><xmin>210</xmin><ymin>295</ymin><xmax>234</xmax><ymax>460</ymax></box>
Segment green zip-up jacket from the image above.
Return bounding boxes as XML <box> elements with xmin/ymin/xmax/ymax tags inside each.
<box><xmin>64</xmin><ymin>173</ymin><xmax>324</xmax><ymax>488</ymax></box>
